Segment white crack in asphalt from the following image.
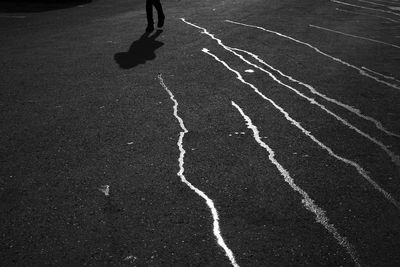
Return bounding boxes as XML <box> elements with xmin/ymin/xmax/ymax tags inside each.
<box><xmin>232</xmin><ymin>101</ymin><xmax>361</xmax><ymax>267</ymax></box>
<box><xmin>181</xmin><ymin>18</ymin><xmax>400</xmax><ymax>166</ymax></box>
<box><xmin>309</xmin><ymin>24</ymin><xmax>400</xmax><ymax>49</ymax></box>
<box><xmin>158</xmin><ymin>74</ymin><xmax>240</xmax><ymax>267</ymax></box>
<box><xmin>335</xmin><ymin>8</ymin><xmax>400</xmax><ymax>23</ymax></box>
<box><xmin>225</xmin><ymin>19</ymin><xmax>400</xmax><ymax>91</ymax></box>
<box><xmin>331</xmin><ymin>0</ymin><xmax>400</xmax><ymax>17</ymax></box>
<box><xmin>200</xmin><ymin>46</ymin><xmax>400</xmax><ymax>210</ymax></box>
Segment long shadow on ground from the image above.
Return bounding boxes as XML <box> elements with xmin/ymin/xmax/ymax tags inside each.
<box><xmin>114</xmin><ymin>30</ymin><xmax>164</xmax><ymax>70</ymax></box>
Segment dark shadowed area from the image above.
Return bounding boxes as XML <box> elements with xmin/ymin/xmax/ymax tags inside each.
<box><xmin>0</xmin><ymin>0</ymin><xmax>92</xmax><ymax>12</ymax></box>
<box><xmin>114</xmin><ymin>30</ymin><xmax>164</xmax><ymax>69</ymax></box>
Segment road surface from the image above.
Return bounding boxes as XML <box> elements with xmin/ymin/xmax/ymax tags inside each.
<box><xmin>1</xmin><ymin>0</ymin><xmax>400</xmax><ymax>265</ymax></box>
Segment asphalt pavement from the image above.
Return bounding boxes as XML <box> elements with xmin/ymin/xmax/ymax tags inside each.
<box><xmin>1</xmin><ymin>0</ymin><xmax>400</xmax><ymax>266</ymax></box>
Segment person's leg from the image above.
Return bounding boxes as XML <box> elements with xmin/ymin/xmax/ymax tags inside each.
<box><xmin>153</xmin><ymin>0</ymin><xmax>165</xmax><ymax>28</ymax></box>
<box><xmin>146</xmin><ymin>0</ymin><xmax>154</xmax><ymax>31</ymax></box>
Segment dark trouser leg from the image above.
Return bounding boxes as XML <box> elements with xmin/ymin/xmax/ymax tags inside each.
<box><xmin>153</xmin><ymin>0</ymin><xmax>164</xmax><ymax>20</ymax></box>
<box><xmin>146</xmin><ymin>0</ymin><xmax>154</xmax><ymax>25</ymax></box>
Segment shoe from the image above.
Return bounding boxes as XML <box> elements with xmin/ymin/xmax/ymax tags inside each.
<box><xmin>146</xmin><ymin>24</ymin><xmax>154</xmax><ymax>32</ymax></box>
<box><xmin>157</xmin><ymin>15</ymin><xmax>165</xmax><ymax>28</ymax></box>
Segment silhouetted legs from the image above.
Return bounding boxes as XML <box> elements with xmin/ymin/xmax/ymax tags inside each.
<box><xmin>146</xmin><ymin>0</ymin><xmax>165</xmax><ymax>32</ymax></box>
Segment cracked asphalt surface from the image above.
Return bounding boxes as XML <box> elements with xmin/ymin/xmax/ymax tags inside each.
<box><xmin>1</xmin><ymin>0</ymin><xmax>400</xmax><ymax>265</ymax></box>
